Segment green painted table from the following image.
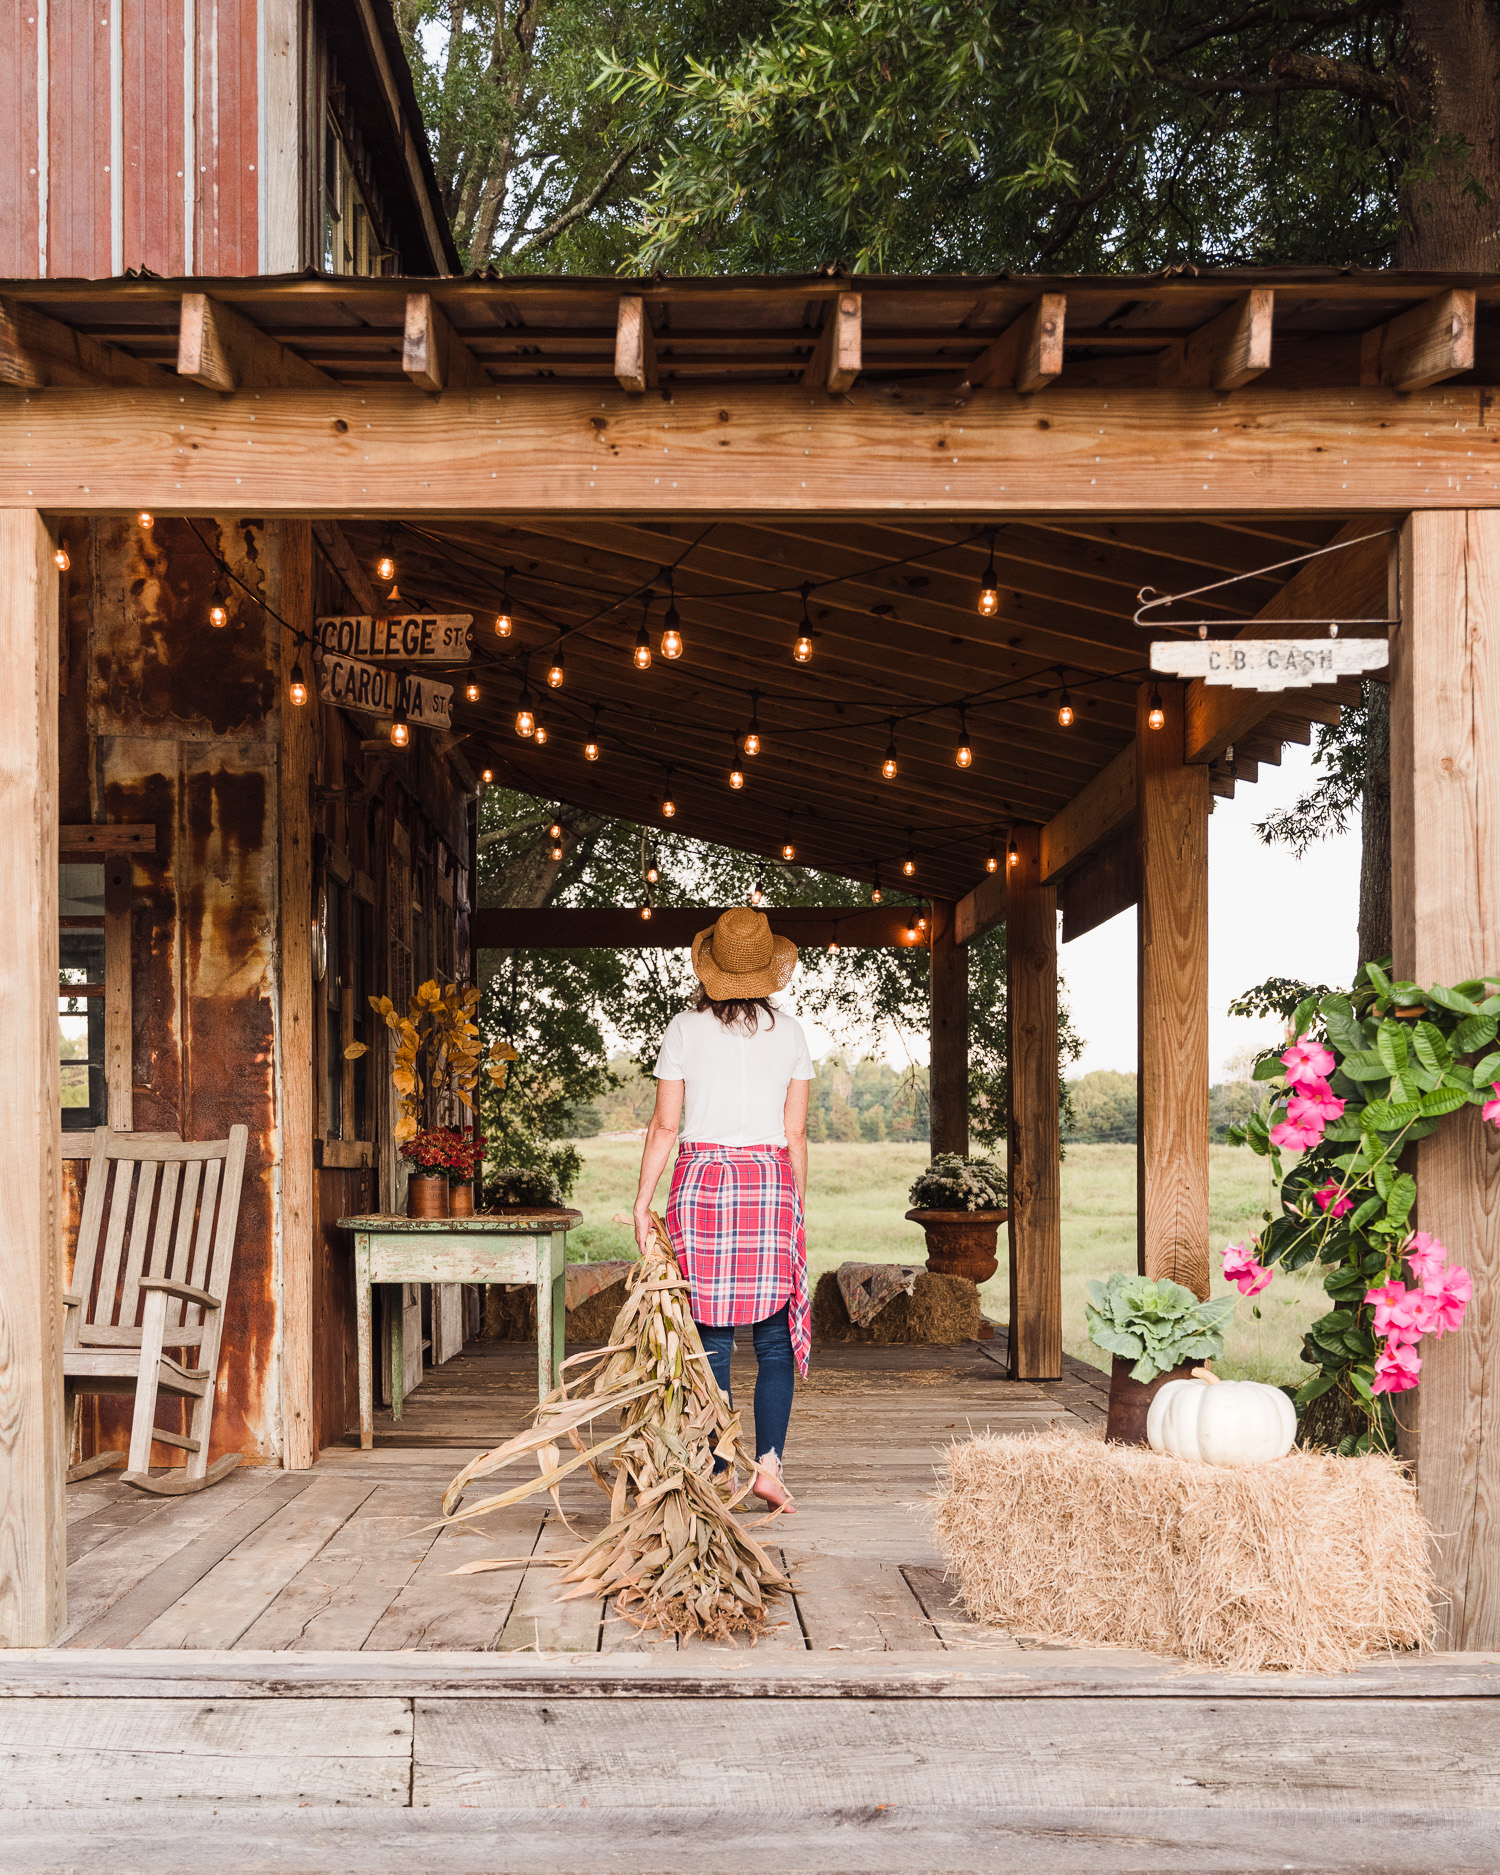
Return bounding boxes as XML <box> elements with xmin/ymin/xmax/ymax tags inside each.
<box><xmin>339</xmin><ymin>1209</ymin><xmax>582</xmax><ymax>1449</ymax></box>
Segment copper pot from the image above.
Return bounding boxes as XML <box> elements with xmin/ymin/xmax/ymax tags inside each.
<box><xmin>1105</xmin><ymin>1355</ymin><xmax>1199</xmax><ymax>1446</ymax></box>
<box><xmin>904</xmin><ymin>1207</ymin><xmax>1009</xmax><ymax>1285</ymax></box>
<box><xmin>406</xmin><ymin>1172</ymin><xmax>449</xmax><ymax>1219</ymax></box>
<box><xmin>448</xmin><ymin>1180</ymin><xmax>475</xmax><ymax>1218</ymax></box>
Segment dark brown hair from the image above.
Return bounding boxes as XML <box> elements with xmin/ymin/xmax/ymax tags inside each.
<box><xmin>694</xmin><ymin>988</ymin><xmax>777</xmax><ymax>1035</ymax></box>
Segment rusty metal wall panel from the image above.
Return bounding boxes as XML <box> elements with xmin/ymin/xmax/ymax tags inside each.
<box><xmin>122</xmin><ymin>0</ymin><xmax>188</xmax><ymax>277</ymax></box>
<box><xmin>196</xmin><ymin>0</ymin><xmax>261</xmax><ymax>275</ymax></box>
<box><xmin>0</xmin><ymin>3</ymin><xmax>43</xmax><ymax>274</ymax></box>
<box><xmin>46</xmin><ymin>5</ymin><xmax>115</xmax><ymax>278</ymax></box>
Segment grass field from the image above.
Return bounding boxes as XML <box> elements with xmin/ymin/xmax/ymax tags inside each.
<box><xmin>563</xmin><ymin>1137</ymin><xmax>1325</xmax><ymax>1385</ymax></box>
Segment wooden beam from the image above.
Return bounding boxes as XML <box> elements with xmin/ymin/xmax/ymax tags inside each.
<box><xmin>928</xmin><ymin>899</ymin><xmax>968</xmax><ymax>1157</ymax></box>
<box><xmin>614</xmin><ymin>298</ymin><xmax>657</xmax><ymax>394</ymax></box>
<box><xmin>1361</xmin><ymin>288</ymin><xmax>1475</xmax><ymax>393</ymax></box>
<box><xmin>176</xmin><ymin>294</ymin><xmax>333</xmax><ymax>394</ymax></box>
<box><xmin>59</xmin><ymin>824</ymin><xmax>156</xmax><ymax>857</ymax></box>
<box><xmin>1040</xmin><ymin>745</ymin><xmax>1136</xmax><ymax>883</ymax></box>
<box><xmin>1161</xmin><ymin>290</ymin><xmax>1274</xmax><ymax>391</ymax></box>
<box><xmin>6</xmin><ymin>382</ymin><xmax>1500</xmax><ymax>515</ymax></box>
<box><xmin>1136</xmin><ymin>682</ymin><xmax>1209</xmax><ymax>1300</ymax></box>
<box><xmin>1006</xmin><ymin>824</ymin><xmax>1060</xmax><ymax>1380</ymax></box>
<box><xmin>1059</xmin><ymin>822</ymin><xmax>1138</xmax><ymax>942</ymax></box>
<box><xmin>954</xmin><ymin>868</ymin><xmax>1006</xmax><ymax>945</ymax></box>
<box><xmin>474</xmin><ymin>905</ymin><xmax>922</xmax><ymax>949</ymax></box>
<box><xmin>1392</xmin><ymin>508</ymin><xmax>1500</xmax><ymax>1650</ymax></box>
<box><xmin>402</xmin><ymin>294</ymin><xmax>487</xmax><ymax>395</ymax></box>
<box><xmin>0</xmin><ymin>299</ymin><xmax>168</xmax><ymax>391</ymax></box>
<box><xmin>311</xmin><ymin>522</ymin><xmax>382</xmax><ymax>617</ymax></box>
<box><xmin>1183</xmin><ymin>521</ymin><xmax>1393</xmax><ymax>765</ymax></box>
<box><xmin>278</xmin><ymin>521</ymin><xmax>318</xmax><ymax>1472</ymax></box>
<box><xmin>0</xmin><ymin>509</ymin><xmax>65</xmax><ymax>1645</ymax></box>
<box><xmin>959</xmin><ymin>294</ymin><xmax>1065</xmax><ymax>398</ymax></box>
<box><xmin>804</xmin><ymin>293</ymin><xmax>862</xmax><ymax>393</ymax></box>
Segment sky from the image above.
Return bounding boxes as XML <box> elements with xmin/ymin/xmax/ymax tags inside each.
<box><xmin>795</xmin><ymin>740</ymin><xmax>1361</xmax><ymax>1083</ymax></box>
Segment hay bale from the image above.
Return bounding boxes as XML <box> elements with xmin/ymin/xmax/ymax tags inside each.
<box><xmin>812</xmin><ymin>1268</ymin><xmax>979</xmax><ymax>1345</ymax></box>
<box><xmin>480</xmin><ymin>1278</ymin><xmax>628</xmax><ymax>1344</ymax></box>
<box><xmin>935</xmin><ymin>1427</ymin><xmax>1436</xmax><ymax>1674</ymax></box>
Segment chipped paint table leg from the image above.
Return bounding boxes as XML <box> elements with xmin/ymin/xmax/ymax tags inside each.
<box><xmin>536</xmin><ymin>1229</ymin><xmax>568</xmax><ymax>1401</ymax></box>
<box><xmin>354</xmin><ymin>1233</ymin><xmax>374</xmax><ymax>1452</ymax></box>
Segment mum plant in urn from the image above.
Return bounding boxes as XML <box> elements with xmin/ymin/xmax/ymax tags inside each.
<box><xmin>346</xmin><ymin>980</ymin><xmax>515</xmax><ymax>1218</ymax></box>
<box><xmin>905</xmin><ymin>1153</ymin><xmax>1009</xmax><ymax>1282</ymax></box>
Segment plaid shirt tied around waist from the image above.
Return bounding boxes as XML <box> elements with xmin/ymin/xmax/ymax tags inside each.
<box><xmin>666</xmin><ymin>1141</ymin><xmax>810</xmax><ymax>1377</ymax></box>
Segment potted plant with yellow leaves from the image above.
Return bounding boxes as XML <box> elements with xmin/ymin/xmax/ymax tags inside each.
<box><xmin>346</xmin><ymin>980</ymin><xmax>516</xmax><ymax>1218</ymax></box>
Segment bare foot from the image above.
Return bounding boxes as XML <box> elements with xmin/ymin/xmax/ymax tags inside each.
<box><xmin>752</xmin><ymin>1454</ymin><xmax>796</xmax><ymax>1514</ymax></box>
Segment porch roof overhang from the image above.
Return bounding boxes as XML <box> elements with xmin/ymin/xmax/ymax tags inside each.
<box><xmin>2</xmin><ymin>266</ymin><xmax>1474</xmax><ymax>901</ymax></box>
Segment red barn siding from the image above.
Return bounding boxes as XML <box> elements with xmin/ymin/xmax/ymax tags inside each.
<box><xmin>195</xmin><ymin>0</ymin><xmax>260</xmax><ymax>275</ymax></box>
<box><xmin>46</xmin><ymin>3</ymin><xmax>115</xmax><ymax>278</ymax></box>
<box><xmin>0</xmin><ymin>3</ymin><xmax>42</xmax><ymax>275</ymax></box>
<box><xmin>122</xmin><ymin>0</ymin><xmax>188</xmax><ymax>277</ymax></box>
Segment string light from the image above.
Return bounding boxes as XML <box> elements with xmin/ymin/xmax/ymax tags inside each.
<box><xmin>986</xmin><ymin>835</ymin><xmax>999</xmax><ymax>874</ymax></box>
<box><xmin>977</xmin><ymin>532</ymin><xmax>999</xmax><ymax>617</ymax></box>
<box><xmin>1148</xmin><ymin>688</ymin><xmax>1166</xmax><ymax>731</ymax></box>
<box><xmin>871</xmin><ymin>870</ymin><xmax>883</xmax><ymax>905</ymax></box>
<box><xmin>751</xmin><ymin>879</ymin><xmax>765</xmax><ymax>906</ymax></box>
<box><xmin>1007</xmin><ymin>830</ymin><xmax>1019</xmax><ymax>869</ymax></box>
<box><xmin>288</xmin><ymin>660</ymin><xmax>308</xmax><ymax>707</ymax></box>
<box><xmin>955</xmin><ymin>707</ymin><xmax>973</xmax><ymax>769</ymax></box>
<box><xmin>906</xmin><ymin>911</ymin><xmax>919</xmax><ymax>941</ymax></box>
<box><xmin>533</xmin><ymin>716</ymin><xmax>549</xmax><ymax>746</ymax></box>
<box><xmin>584</xmin><ymin>707</ymin><xmax>601</xmax><ymax>762</ymax></box>
<box><xmin>827</xmin><ymin>936</ymin><xmax>840</xmax><ymax>955</ymax></box>
<box><xmin>728</xmin><ymin>759</ymin><xmax>745</xmax><ymax>791</ymax></box>
<box><xmin>208</xmin><ymin>591</ymin><xmax>229</xmax><ymax>628</ymax></box>
<box><xmin>661</xmin><ymin>770</ymin><xmax>676</xmax><ymax>818</ymax></box>
<box><xmin>902</xmin><ymin>831</ymin><xmax>916</xmax><ymax>878</ymax></box>
<box><xmin>495</xmin><ymin>568</ymin><xmax>514</xmax><ymax>637</ymax></box>
<box><xmin>792</xmin><ymin>582</ymin><xmax>814</xmax><ymax>663</ymax></box>
<box><xmin>515</xmin><ymin>670</ymin><xmax>536</xmax><ymax>738</ymax></box>
<box><xmin>137</xmin><ymin>510</ymin><xmax>154</xmax><ymax>531</ymax></box>
<box><xmin>550</xmin><ymin>838</ymin><xmax>564</xmax><ymax>861</ymax></box>
<box><xmin>660</xmin><ymin>569</ymin><xmax>683</xmax><ymax>659</ymax></box>
<box><xmin>464</xmin><ymin>680</ymin><xmax>480</xmax><ymax>703</ymax></box>
<box><xmin>641</xmin><ymin>902</ymin><xmax>653</xmax><ymax>921</ymax></box>
<box><xmin>634</xmin><ymin>596</ymin><xmax>653</xmax><ymax>671</ymax></box>
<box><xmin>781</xmin><ymin>812</ymin><xmax>796</xmax><ymax>863</ymax></box>
<box><xmin>549</xmin><ymin>822</ymin><xmax>563</xmax><ymax>840</ymax></box>
<box><xmin>53</xmin><ymin>543</ymin><xmax>70</xmax><ymax>571</ymax></box>
<box><xmin>1057</xmin><ymin>675</ymin><xmax>1075</xmax><ymax>729</ymax></box>
<box><xmin>546</xmin><ymin>646</ymin><xmax>565</xmax><ymax>689</ymax></box>
<box><xmin>481</xmin><ymin>767</ymin><xmax>494</xmax><ymax>784</ymax></box>
<box><xmin>916</xmin><ymin>911</ymin><xmax>928</xmax><ymax>934</ymax></box>
<box><xmin>881</xmin><ymin>721</ymin><xmax>899</xmax><ymax>781</ymax></box>
<box><xmin>645</xmin><ymin>847</ymin><xmax>660</xmax><ymax>885</ymax></box>
<box><xmin>375</xmin><ymin>528</ymin><xmax>396</xmax><ymax>584</ymax></box>
<box><xmin>389</xmin><ymin>687</ymin><xmax>410</xmax><ymax>748</ymax></box>
<box><xmin>743</xmin><ymin>695</ymin><xmax>762</xmax><ymax>757</ymax></box>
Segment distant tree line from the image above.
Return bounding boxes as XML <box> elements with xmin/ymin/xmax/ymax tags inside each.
<box><xmin>1064</xmin><ymin>1070</ymin><xmax>1268</xmax><ymax>1146</ymax></box>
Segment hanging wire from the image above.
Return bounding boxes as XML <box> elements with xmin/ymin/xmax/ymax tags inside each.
<box><xmin>1133</xmin><ymin>527</ymin><xmax>1399</xmax><ymax>637</ymax></box>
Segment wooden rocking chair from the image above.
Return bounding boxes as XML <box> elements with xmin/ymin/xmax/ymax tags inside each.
<box><xmin>64</xmin><ymin>1124</ymin><xmax>249</xmax><ymax>1494</ymax></box>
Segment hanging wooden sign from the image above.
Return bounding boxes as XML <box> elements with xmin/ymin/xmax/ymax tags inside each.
<box><xmin>319</xmin><ymin>653</ymin><xmax>453</xmax><ymax>730</ymax></box>
<box><xmin>316</xmin><ymin>614</ymin><xmax>472</xmax><ymax>662</ymax></box>
<box><xmin>1150</xmin><ymin>637</ymin><xmax>1389</xmax><ymax>690</ymax></box>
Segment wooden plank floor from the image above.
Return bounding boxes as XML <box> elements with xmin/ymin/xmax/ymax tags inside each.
<box><xmin>57</xmin><ymin>1336</ymin><xmax>1106</xmax><ymax>1655</ymax></box>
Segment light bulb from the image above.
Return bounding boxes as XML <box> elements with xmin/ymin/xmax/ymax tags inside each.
<box><xmin>1007</xmin><ymin>833</ymin><xmax>1019</xmax><ymax>869</ymax></box>
<box><xmin>828</xmin><ymin>938</ymin><xmax>840</xmax><ymax>955</ymax></box>
<box><xmin>209</xmin><ymin>595</ymin><xmax>228</xmax><ymax>628</ymax></box>
<box><xmin>495</xmin><ymin>611</ymin><xmax>513</xmax><ymax>638</ymax></box>
<box><xmin>53</xmin><ymin>544</ymin><xmax>70</xmax><ymax>571</ymax></box>
<box><xmin>137</xmin><ymin>510</ymin><xmax>154</xmax><ymax>530</ymax></box>
<box><xmin>793</xmin><ymin>634</ymin><xmax>813</xmax><ymax>664</ymax></box>
<box><xmin>646</xmin><ymin>863</ymin><xmax>659</xmax><ymax>884</ymax></box>
<box><xmin>986</xmin><ymin>847</ymin><xmax>999</xmax><ymax>874</ymax></box>
<box><xmin>465</xmin><ymin>681</ymin><xmax>479</xmax><ymax>703</ymax></box>
<box><xmin>871</xmin><ymin>882</ymin><xmax>882</xmax><ymax>904</ymax></box>
<box><xmin>376</xmin><ymin>552</ymin><xmax>395</xmax><ymax>582</ymax></box>
<box><xmin>288</xmin><ymin>663</ymin><xmax>308</xmax><ymax>707</ymax></box>
<box><xmin>662</xmin><ymin>797</ymin><xmax>676</xmax><ymax>819</ymax></box>
<box><xmin>882</xmin><ymin>755</ymin><xmax>897</xmax><ymax>781</ymax></box>
<box><xmin>906</xmin><ymin>915</ymin><xmax>919</xmax><ymax>941</ymax></box>
<box><xmin>549</xmin><ymin>822</ymin><xmax>563</xmax><ymax>840</ymax></box>
<box><xmin>481</xmin><ymin>768</ymin><xmax>494</xmax><ymax>784</ymax></box>
<box><xmin>633</xmin><ymin>626</ymin><xmax>652</xmax><ymax>671</ymax></box>
<box><xmin>1148</xmin><ymin>689</ymin><xmax>1165</xmax><ymax>731</ymax></box>
<box><xmin>978</xmin><ymin>563</ymin><xmax>999</xmax><ymax>617</ymax></box>
<box><xmin>584</xmin><ymin>739</ymin><xmax>600</xmax><ymax>762</ymax></box>
<box><xmin>1057</xmin><ymin>688</ymin><xmax>1074</xmax><ymax>728</ymax></box>
<box><xmin>917</xmin><ymin>914</ymin><xmax>928</xmax><ymax>933</ymax></box>
<box><xmin>903</xmin><ymin>856</ymin><xmax>916</xmax><ymax>878</ymax></box>
<box><xmin>743</xmin><ymin>729</ymin><xmax>761</xmax><ymax>757</ymax></box>
<box><xmin>390</xmin><ymin>711</ymin><xmax>410</xmax><ymax>748</ymax></box>
<box><xmin>533</xmin><ymin>720</ymin><xmax>548</xmax><ymax>746</ymax></box>
<box><xmin>782</xmin><ymin>842</ymin><xmax>795</xmax><ymax>862</ymax></box>
<box><xmin>956</xmin><ymin>743</ymin><xmax>972</xmax><ymax>768</ymax></box>
<box><xmin>515</xmin><ymin>701</ymin><xmax>535</xmax><ymax>737</ymax></box>
<box><xmin>751</xmin><ymin>880</ymin><xmax>764</xmax><ymax>906</ymax></box>
<box><xmin>660</xmin><ymin>605</ymin><xmax>683</xmax><ymax>659</ymax></box>
<box><xmin>550</xmin><ymin>842</ymin><xmax>563</xmax><ymax>861</ymax></box>
<box><xmin>547</xmin><ymin>653</ymin><xmax>565</xmax><ymax>688</ymax></box>
<box><xmin>729</xmin><ymin>767</ymin><xmax>744</xmax><ymax>790</ymax></box>
<box><xmin>641</xmin><ymin>904</ymin><xmax>653</xmax><ymax>921</ymax></box>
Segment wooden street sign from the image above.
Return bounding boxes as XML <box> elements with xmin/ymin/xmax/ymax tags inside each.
<box><xmin>316</xmin><ymin>614</ymin><xmax>472</xmax><ymax>662</ymax></box>
<box><xmin>319</xmin><ymin>652</ymin><xmax>453</xmax><ymax>730</ymax></box>
<box><xmin>1150</xmin><ymin>637</ymin><xmax>1389</xmax><ymax>689</ymax></box>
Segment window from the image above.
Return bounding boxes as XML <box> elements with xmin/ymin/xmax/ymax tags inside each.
<box><xmin>323</xmin><ymin>114</ymin><xmax>388</xmax><ymax>277</ymax></box>
<box><xmin>60</xmin><ymin>864</ymin><xmax>106</xmax><ymax>1130</ymax></box>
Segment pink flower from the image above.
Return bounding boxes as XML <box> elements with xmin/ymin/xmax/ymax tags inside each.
<box><xmin>1282</xmin><ymin>1037</ymin><xmax>1335</xmax><ymax>1087</ymax></box>
<box><xmin>1423</xmin><ymin>1263</ymin><xmax>1472</xmax><ymax>1336</ymax></box>
<box><xmin>1482</xmin><ymin>1082</ymin><xmax>1500</xmax><ymax>1127</ymax></box>
<box><xmin>1372</xmin><ymin>1342</ymin><xmax>1422</xmax><ymax>1395</ymax></box>
<box><xmin>1291</xmin><ymin>1084</ymin><xmax>1345</xmax><ymax>1124</ymax></box>
<box><xmin>1222</xmin><ymin>1242</ymin><xmax>1273</xmax><ymax>1297</ymax></box>
<box><xmin>1270</xmin><ymin>1119</ymin><xmax>1323</xmax><ymax>1152</ymax></box>
<box><xmin>1314</xmin><ymin>1179</ymin><xmax>1353</xmax><ymax>1218</ymax></box>
<box><xmin>1365</xmin><ymin>1280</ymin><xmax>1423</xmax><ymax>1344</ymax></box>
<box><xmin>1402</xmin><ymin>1230</ymin><xmax>1447</xmax><ymax>1285</ymax></box>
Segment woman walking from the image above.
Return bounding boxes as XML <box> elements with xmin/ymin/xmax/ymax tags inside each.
<box><xmin>632</xmin><ymin>907</ymin><xmax>812</xmax><ymax>1512</ymax></box>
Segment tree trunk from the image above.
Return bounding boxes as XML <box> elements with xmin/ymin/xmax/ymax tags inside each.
<box><xmin>1354</xmin><ymin>0</ymin><xmax>1500</xmax><ymax>966</ymax></box>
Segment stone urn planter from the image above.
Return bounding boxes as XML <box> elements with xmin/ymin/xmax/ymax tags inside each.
<box><xmin>904</xmin><ymin>1207</ymin><xmax>1009</xmax><ymax>1284</ymax></box>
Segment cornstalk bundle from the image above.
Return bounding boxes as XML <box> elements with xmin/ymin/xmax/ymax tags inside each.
<box><xmin>439</xmin><ymin>1214</ymin><xmax>793</xmax><ymax>1642</ymax></box>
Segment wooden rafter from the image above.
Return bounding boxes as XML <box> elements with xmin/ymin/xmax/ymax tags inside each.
<box><xmin>474</xmin><ymin>905</ymin><xmax>921</xmax><ymax>948</ymax></box>
<box><xmin>1160</xmin><ymin>290</ymin><xmax>1274</xmax><ymax>391</ymax></box>
<box><xmin>956</xmin><ymin>293</ymin><xmax>1065</xmax><ymax>398</ymax></box>
<box><xmin>176</xmin><ymin>294</ymin><xmax>334</xmax><ymax>394</ymax></box>
<box><xmin>615</xmin><ymin>297</ymin><xmax>657</xmax><ymax>393</ymax></box>
<box><xmin>0</xmin><ymin>298</ymin><xmax>168</xmax><ymax>390</ymax></box>
<box><xmin>803</xmin><ymin>293</ymin><xmax>862</xmax><ymax>393</ymax></box>
<box><xmin>1360</xmin><ymin>288</ymin><xmax>1475</xmax><ymax>393</ymax></box>
<box><xmin>402</xmin><ymin>293</ymin><xmax>488</xmax><ymax>394</ymax></box>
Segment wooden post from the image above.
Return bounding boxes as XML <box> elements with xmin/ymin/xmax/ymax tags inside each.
<box><xmin>1006</xmin><ymin>826</ymin><xmax>1061</xmax><ymax>1379</ymax></box>
<box><xmin>0</xmin><ymin>511</ymin><xmax>65</xmax><ymax>1644</ymax></box>
<box><xmin>278</xmin><ymin>521</ymin><xmax>318</xmax><ymax>1471</ymax></box>
<box><xmin>928</xmin><ymin>898</ymin><xmax>969</xmax><ymax>1158</ymax></box>
<box><xmin>1392</xmin><ymin>510</ymin><xmax>1500</xmax><ymax>1650</ymax></box>
<box><xmin>1136</xmin><ymin>684</ymin><xmax>1210</xmax><ymax>1298</ymax></box>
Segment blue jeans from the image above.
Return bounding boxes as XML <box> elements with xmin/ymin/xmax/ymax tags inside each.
<box><xmin>695</xmin><ymin>1303</ymin><xmax>795</xmax><ymax>1463</ymax></box>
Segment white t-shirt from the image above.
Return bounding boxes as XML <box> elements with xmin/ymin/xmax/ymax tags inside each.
<box><xmin>654</xmin><ymin>1003</ymin><xmax>814</xmax><ymax>1147</ymax></box>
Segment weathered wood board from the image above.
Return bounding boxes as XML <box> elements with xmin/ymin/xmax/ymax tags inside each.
<box><xmin>1151</xmin><ymin>636</ymin><xmax>1388</xmax><ymax>687</ymax></box>
<box><xmin>317</xmin><ymin>614</ymin><xmax>473</xmax><ymax>661</ymax></box>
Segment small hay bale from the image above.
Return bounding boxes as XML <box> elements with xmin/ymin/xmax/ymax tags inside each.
<box><xmin>935</xmin><ymin>1427</ymin><xmax>1436</xmax><ymax>1674</ymax></box>
<box><xmin>480</xmin><ymin>1278</ymin><xmax>628</xmax><ymax>1344</ymax></box>
<box><xmin>812</xmin><ymin>1268</ymin><xmax>980</xmax><ymax>1345</ymax></box>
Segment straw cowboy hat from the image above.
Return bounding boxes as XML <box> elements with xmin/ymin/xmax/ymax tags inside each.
<box><xmin>691</xmin><ymin>906</ymin><xmax>798</xmax><ymax>1000</ymax></box>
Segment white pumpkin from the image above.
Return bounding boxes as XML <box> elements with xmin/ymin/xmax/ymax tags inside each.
<box><xmin>1146</xmin><ymin>1370</ymin><xmax>1297</xmax><ymax>1468</ymax></box>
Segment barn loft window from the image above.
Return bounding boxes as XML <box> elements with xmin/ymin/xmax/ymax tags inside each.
<box><xmin>323</xmin><ymin>75</ymin><xmax>396</xmax><ymax>278</ymax></box>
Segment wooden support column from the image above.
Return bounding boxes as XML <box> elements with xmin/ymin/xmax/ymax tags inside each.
<box><xmin>1006</xmin><ymin>826</ymin><xmax>1061</xmax><ymax>1380</ymax></box>
<box><xmin>1136</xmin><ymin>685</ymin><xmax>1210</xmax><ymax>1298</ymax></box>
<box><xmin>278</xmin><ymin>521</ymin><xmax>318</xmax><ymax>1471</ymax></box>
<box><xmin>928</xmin><ymin>898</ymin><xmax>968</xmax><ymax>1158</ymax></box>
<box><xmin>1392</xmin><ymin>510</ymin><xmax>1500</xmax><ymax>1650</ymax></box>
<box><xmin>0</xmin><ymin>511</ymin><xmax>64</xmax><ymax>1644</ymax></box>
